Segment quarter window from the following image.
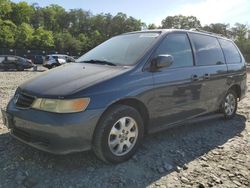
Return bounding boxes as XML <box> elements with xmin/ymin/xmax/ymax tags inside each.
<box><xmin>7</xmin><ymin>56</ymin><xmax>17</xmax><ymax>61</ymax></box>
<box><xmin>190</xmin><ymin>33</ymin><xmax>225</xmax><ymax>66</ymax></box>
<box><xmin>154</xmin><ymin>33</ymin><xmax>193</xmax><ymax>68</ymax></box>
<box><xmin>219</xmin><ymin>39</ymin><xmax>241</xmax><ymax>64</ymax></box>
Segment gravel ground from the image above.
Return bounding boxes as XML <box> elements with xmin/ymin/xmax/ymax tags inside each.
<box><xmin>0</xmin><ymin>67</ymin><xmax>249</xmax><ymax>188</ymax></box>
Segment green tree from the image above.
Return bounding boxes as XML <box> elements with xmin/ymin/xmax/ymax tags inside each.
<box><xmin>161</xmin><ymin>15</ymin><xmax>201</xmax><ymax>29</ymax></box>
<box><xmin>0</xmin><ymin>0</ymin><xmax>12</xmax><ymax>19</ymax></box>
<box><xmin>54</xmin><ymin>32</ymin><xmax>81</xmax><ymax>54</ymax></box>
<box><xmin>10</xmin><ymin>1</ymin><xmax>34</xmax><ymax>25</ymax></box>
<box><xmin>15</xmin><ymin>23</ymin><xmax>34</xmax><ymax>49</ymax></box>
<box><xmin>32</xmin><ymin>27</ymin><xmax>54</xmax><ymax>49</ymax></box>
<box><xmin>147</xmin><ymin>23</ymin><xmax>157</xmax><ymax>29</ymax></box>
<box><xmin>203</xmin><ymin>23</ymin><xmax>230</xmax><ymax>37</ymax></box>
<box><xmin>0</xmin><ymin>19</ymin><xmax>16</xmax><ymax>48</ymax></box>
<box><xmin>232</xmin><ymin>23</ymin><xmax>248</xmax><ymax>43</ymax></box>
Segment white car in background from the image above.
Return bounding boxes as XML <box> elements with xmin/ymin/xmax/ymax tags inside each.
<box><xmin>43</xmin><ymin>54</ymin><xmax>75</xmax><ymax>69</ymax></box>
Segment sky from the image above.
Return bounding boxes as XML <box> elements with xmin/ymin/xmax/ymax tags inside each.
<box><xmin>12</xmin><ymin>0</ymin><xmax>250</xmax><ymax>27</ymax></box>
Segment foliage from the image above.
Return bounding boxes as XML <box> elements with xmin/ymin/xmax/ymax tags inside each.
<box><xmin>0</xmin><ymin>19</ymin><xmax>16</xmax><ymax>47</ymax></box>
<box><xmin>0</xmin><ymin>1</ymin><xmax>249</xmax><ymax>58</ymax></box>
<box><xmin>161</xmin><ymin>15</ymin><xmax>201</xmax><ymax>29</ymax></box>
<box><xmin>31</xmin><ymin>27</ymin><xmax>54</xmax><ymax>49</ymax></box>
<box><xmin>15</xmin><ymin>23</ymin><xmax>34</xmax><ymax>48</ymax></box>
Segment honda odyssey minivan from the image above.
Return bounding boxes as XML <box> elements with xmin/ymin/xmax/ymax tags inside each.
<box><xmin>1</xmin><ymin>29</ymin><xmax>247</xmax><ymax>163</ymax></box>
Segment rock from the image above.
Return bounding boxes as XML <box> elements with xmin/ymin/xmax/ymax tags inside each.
<box><xmin>211</xmin><ymin>150</ymin><xmax>220</xmax><ymax>155</ymax></box>
<box><xmin>198</xmin><ymin>183</ymin><xmax>205</xmax><ymax>188</ymax></box>
<box><xmin>211</xmin><ymin>175</ymin><xmax>222</xmax><ymax>184</ymax></box>
<box><xmin>163</xmin><ymin>162</ymin><xmax>173</xmax><ymax>171</ymax></box>
<box><xmin>176</xmin><ymin>166</ymin><xmax>182</xmax><ymax>173</ymax></box>
<box><xmin>233</xmin><ymin>180</ymin><xmax>241</xmax><ymax>186</ymax></box>
<box><xmin>155</xmin><ymin>182</ymin><xmax>161</xmax><ymax>186</ymax></box>
<box><xmin>183</xmin><ymin>164</ymin><xmax>188</xmax><ymax>170</ymax></box>
<box><xmin>200</xmin><ymin>156</ymin><xmax>207</xmax><ymax>161</ymax></box>
<box><xmin>180</xmin><ymin>176</ymin><xmax>189</xmax><ymax>184</ymax></box>
<box><xmin>201</xmin><ymin>163</ymin><xmax>209</xmax><ymax>167</ymax></box>
<box><xmin>218</xmin><ymin>165</ymin><xmax>227</xmax><ymax>171</ymax></box>
<box><xmin>217</xmin><ymin>145</ymin><xmax>224</xmax><ymax>149</ymax></box>
<box><xmin>228</xmin><ymin>173</ymin><xmax>235</xmax><ymax>178</ymax></box>
<box><xmin>15</xmin><ymin>171</ymin><xmax>26</xmax><ymax>185</ymax></box>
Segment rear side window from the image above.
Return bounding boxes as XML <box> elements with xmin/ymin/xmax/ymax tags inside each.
<box><xmin>0</xmin><ymin>57</ymin><xmax>4</xmax><ymax>63</ymax></box>
<box><xmin>218</xmin><ymin>39</ymin><xmax>241</xmax><ymax>64</ymax></box>
<box><xmin>190</xmin><ymin>33</ymin><xmax>225</xmax><ymax>66</ymax></box>
<box><xmin>155</xmin><ymin>33</ymin><xmax>193</xmax><ymax>68</ymax></box>
<box><xmin>8</xmin><ymin>56</ymin><xmax>17</xmax><ymax>61</ymax></box>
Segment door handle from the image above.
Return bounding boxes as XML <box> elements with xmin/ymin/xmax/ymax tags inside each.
<box><xmin>204</xmin><ymin>73</ymin><xmax>210</xmax><ymax>80</ymax></box>
<box><xmin>191</xmin><ymin>74</ymin><xmax>199</xmax><ymax>81</ymax></box>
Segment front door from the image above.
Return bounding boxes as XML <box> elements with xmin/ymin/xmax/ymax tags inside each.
<box><xmin>149</xmin><ymin>32</ymin><xmax>205</xmax><ymax>128</ymax></box>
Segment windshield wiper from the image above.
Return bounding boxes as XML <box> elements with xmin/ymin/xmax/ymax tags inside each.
<box><xmin>80</xmin><ymin>59</ymin><xmax>117</xmax><ymax>66</ymax></box>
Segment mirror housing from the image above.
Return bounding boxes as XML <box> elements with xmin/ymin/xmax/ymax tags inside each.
<box><xmin>151</xmin><ymin>54</ymin><xmax>174</xmax><ymax>70</ymax></box>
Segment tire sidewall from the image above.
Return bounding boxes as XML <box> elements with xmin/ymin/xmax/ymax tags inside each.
<box><xmin>95</xmin><ymin>105</ymin><xmax>144</xmax><ymax>163</ymax></box>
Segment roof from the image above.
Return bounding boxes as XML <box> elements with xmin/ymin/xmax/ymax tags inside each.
<box><xmin>124</xmin><ymin>29</ymin><xmax>230</xmax><ymax>41</ymax></box>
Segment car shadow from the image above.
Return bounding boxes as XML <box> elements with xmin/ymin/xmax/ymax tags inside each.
<box><xmin>0</xmin><ymin>114</ymin><xmax>246</xmax><ymax>187</ymax></box>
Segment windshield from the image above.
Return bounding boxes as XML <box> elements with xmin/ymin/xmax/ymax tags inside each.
<box><xmin>77</xmin><ymin>32</ymin><xmax>160</xmax><ymax>66</ymax></box>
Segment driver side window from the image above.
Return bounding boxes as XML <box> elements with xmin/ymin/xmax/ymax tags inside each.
<box><xmin>155</xmin><ymin>33</ymin><xmax>194</xmax><ymax>68</ymax></box>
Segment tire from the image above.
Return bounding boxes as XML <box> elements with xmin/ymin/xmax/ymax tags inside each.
<box><xmin>221</xmin><ymin>89</ymin><xmax>238</xmax><ymax>119</ymax></box>
<box><xmin>16</xmin><ymin>66</ymin><xmax>24</xmax><ymax>71</ymax></box>
<box><xmin>93</xmin><ymin>104</ymin><xmax>144</xmax><ymax>163</ymax></box>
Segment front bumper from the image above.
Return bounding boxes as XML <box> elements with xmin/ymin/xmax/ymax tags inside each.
<box><xmin>2</xmin><ymin>99</ymin><xmax>104</xmax><ymax>154</ymax></box>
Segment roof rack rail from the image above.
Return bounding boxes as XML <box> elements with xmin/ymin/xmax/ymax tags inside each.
<box><xmin>189</xmin><ymin>28</ymin><xmax>224</xmax><ymax>37</ymax></box>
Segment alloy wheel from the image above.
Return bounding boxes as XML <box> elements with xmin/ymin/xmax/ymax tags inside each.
<box><xmin>108</xmin><ymin>117</ymin><xmax>138</xmax><ymax>156</ymax></box>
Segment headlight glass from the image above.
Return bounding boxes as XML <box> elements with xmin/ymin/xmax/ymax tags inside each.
<box><xmin>32</xmin><ymin>98</ymin><xmax>90</xmax><ymax>113</ymax></box>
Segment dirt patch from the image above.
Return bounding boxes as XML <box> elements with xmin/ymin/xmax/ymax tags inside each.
<box><xmin>0</xmin><ymin>67</ymin><xmax>249</xmax><ymax>188</ymax></box>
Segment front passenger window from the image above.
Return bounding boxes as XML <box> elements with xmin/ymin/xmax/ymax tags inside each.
<box><xmin>154</xmin><ymin>33</ymin><xmax>194</xmax><ymax>68</ymax></box>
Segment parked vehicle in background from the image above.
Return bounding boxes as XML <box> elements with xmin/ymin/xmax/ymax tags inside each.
<box><xmin>27</xmin><ymin>55</ymin><xmax>45</xmax><ymax>64</ymax></box>
<box><xmin>0</xmin><ymin>55</ymin><xmax>34</xmax><ymax>71</ymax></box>
<box><xmin>1</xmin><ymin>29</ymin><xmax>247</xmax><ymax>163</ymax></box>
<box><xmin>43</xmin><ymin>54</ymin><xmax>75</xmax><ymax>69</ymax></box>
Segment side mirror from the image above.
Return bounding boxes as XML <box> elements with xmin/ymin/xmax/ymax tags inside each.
<box><xmin>154</xmin><ymin>54</ymin><xmax>174</xmax><ymax>69</ymax></box>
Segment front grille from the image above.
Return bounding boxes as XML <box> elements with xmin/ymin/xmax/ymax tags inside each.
<box><xmin>15</xmin><ymin>92</ymin><xmax>35</xmax><ymax>109</ymax></box>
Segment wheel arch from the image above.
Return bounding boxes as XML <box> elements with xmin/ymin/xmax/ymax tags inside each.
<box><xmin>229</xmin><ymin>84</ymin><xmax>241</xmax><ymax>99</ymax></box>
<box><xmin>94</xmin><ymin>97</ymin><xmax>150</xmax><ymax>138</ymax></box>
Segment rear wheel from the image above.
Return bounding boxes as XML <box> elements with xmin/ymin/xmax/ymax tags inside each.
<box><xmin>16</xmin><ymin>65</ymin><xmax>24</xmax><ymax>71</ymax></box>
<box><xmin>221</xmin><ymin>89</ymin><xmax>238</xmax><ymax>119</ymax></box>
<box><xmin>93</xmin><ymin>105</ymin><xmax>144</xmax><ymax>163</ymax></box>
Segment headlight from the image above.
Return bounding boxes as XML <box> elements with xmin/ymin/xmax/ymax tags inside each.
<box><xmin>32</xmin><ymin>98</ymin><xmax>90</xmax><ymax>113</ymax></box>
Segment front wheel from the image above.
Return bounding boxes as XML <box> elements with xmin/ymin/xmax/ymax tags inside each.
<box><xmin>93</xmin><ymin>105</ymin><xmax>144</xmax><ymax>163</ymax></box>
<box><xmin>221</xmin><ymin>89</ymin><xmax>238</xmax><ymax>119</ymax></box>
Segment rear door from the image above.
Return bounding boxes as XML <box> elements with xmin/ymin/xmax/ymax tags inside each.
<box><xmin>188</xmin><ymin>33</ymin><xmax>228</xmax><ymax>112</ymax></box>
<box><xmin>150</xmin><ymin>32</ymin><xmax>205</xmax><ymax>127</ymax></box>
<box><xmin>6</xmin><ymin>56</ymin><xmax>18</xmax><ymax>69</ymax></box>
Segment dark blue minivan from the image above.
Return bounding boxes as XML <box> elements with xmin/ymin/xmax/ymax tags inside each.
<box><xmin>1</xmin><ymin>29</ymin><xmax>247</xmax><ymax>163</ymax></box>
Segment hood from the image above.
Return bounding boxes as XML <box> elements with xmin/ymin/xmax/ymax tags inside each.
<box><xmin>19</xmin><ymin>63</ymin><xmax>126</xmax><ymax>97</ymax></box>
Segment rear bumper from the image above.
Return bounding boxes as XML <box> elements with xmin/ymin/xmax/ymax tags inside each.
<box><xmin>4</xmin><ymin>99</ymin><xmax>104</xmax><ymax>154</ymax></box>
